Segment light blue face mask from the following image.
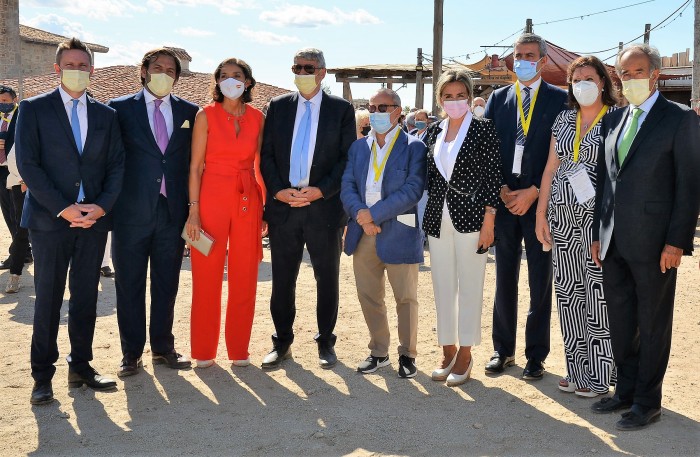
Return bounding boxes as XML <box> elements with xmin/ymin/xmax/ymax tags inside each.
<box><xmin>513</xmin><ymin>58</ymin><xmax>542</xmax><ymax>82</ymax></box>
<box><xmin>415</xmin><ymin>121</ymin><xmax>427</xmax><ymax>130</ymax></box>
<box><xmin>369</xmin><ymin>112</ymin><xmax>393</xmax><ymax>134</ymax></box>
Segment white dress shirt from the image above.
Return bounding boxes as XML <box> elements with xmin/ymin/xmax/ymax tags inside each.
<box><xmin>143</xmin><ymin>89</ymin><xmax>174</xmax><ymax>140</ymax></box>
<box><xmin>515</xmin><ymin>77</ymin><xmax>542</xmax><ymax>126</ymax></box>
<box><xmin>364</xmin><ymin>124</ymin><xmax>400</xmax><ymax>205</ymax></box>
<box><xmin>58</xmin><ymin>85</ymin><xmax>87</xmax><ymax>149</ymax></box>
<box><xmin>616</xmin><ymin>89</ymin><xmax>660</xmax><ymax>150</ymax></box>
<box><xmin>290</xmin><ymin>90</ymin><xmax>323</xmax><ymax>187</ymax></box>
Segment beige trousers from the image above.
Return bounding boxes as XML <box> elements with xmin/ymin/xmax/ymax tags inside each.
<box><xmin>352</xmin><ymin>234</ymin><xmax>419</xmax><ymax>358</ymax></box>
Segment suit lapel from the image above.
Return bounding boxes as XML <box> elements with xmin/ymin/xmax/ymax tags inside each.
<box><xmin>525</xmin><ymin>81</ymin><xmax>549</xmax><ymax>142</ymax></box>
<box><xmin>381</xmin><ymin>130</ymin><xmax>407</xmax><ymax>195</ymax></box>
<box><xmin>279</xmin><ymin>93</ymin><xmax>298</xmax><ymax>180</ymax></box>
<box><xmin>358</xmin><ymin>138</ymin><xmax>371</xmax><ymax>201</ymax></box>
<box><xmin>134</xmin><ymin>90</ymin><xmax>162</xmax><ymax>156</ymax></box>
<box><xmin>310</xmin><ymin>92</ymin><xmax>327</xmax><ymax>179</ymax></box>
<box><xmin>165</xmin><ymin>95</ymin><xmax>185</xmax><ymax>156</ymax></box>
<box><xmin>49</xmin><ymin>89</ymin><xmax>81</xmax><ymax>157</ymax></box>
<box><xmin>610</xmin><ymin>109</ymin><xmax>628</xmax><ymax>170</ymax></box>
<box><xmin>82</xmin><ymin>95</ymin><xmax>98</xmax><ymax>157</ymax></box>
<box><xmin>619</xmin><ymin>95</ymin><xmax>668</xmax><ymax>172</ymax></box>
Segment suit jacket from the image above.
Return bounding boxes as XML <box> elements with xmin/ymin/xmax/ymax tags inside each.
<box><xmin>422</xmin><ymin>117</ymin><xmax>503</xmax><ymax>237</ymax></box>
<box><xmin>16</xmin><ymin>88</ymin><xmax>125</xmax><ymax>232</ymax></box>
<box><xmin>260</xmin><ymin>91</ymin><xmax>355</xmax><ymax>228</ymax></box>
<box><xmin>341</xmin><ymin>129</ymin><xmax>426</xmax><ymax>264</ymax></box>
<box><xmin>4</xmin><ymin>107</ymin><xmax>17</xmax><ymax>154</ymax></box>
<box><xmin>107</xmin><ymin>91</ymin><xmax>199</xmax><ymax>229</ymax></box>
<box><xmin>593</xmin><ymin>94</ymin><xmax>700</xmax><ymax>261</ymax></box>
<box><xmin>484</xmin><ymin>81</ymin><xmax>567</xmax><ymax>191</ymax></box>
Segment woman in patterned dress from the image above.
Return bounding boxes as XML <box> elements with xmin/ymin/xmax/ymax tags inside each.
<box><xmin>535</xmin><ymin>56</ymin><xmax>617</xmax><ymax>397</ymax></box>
<box><xmin>422</xmin><ymin>70</ymin><xmax>502</xmax><ymax>387</ymax></box>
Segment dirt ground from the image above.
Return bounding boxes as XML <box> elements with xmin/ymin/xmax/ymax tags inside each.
<box><xmin>0</xmin><ymin>220</ymin><xmax>698</xmax><ymax>457</ymax></box>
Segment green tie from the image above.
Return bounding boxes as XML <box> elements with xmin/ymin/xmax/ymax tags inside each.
<box><xmin>618</xmin><ymin>108</ymin><xmax>643</xmax><ymax>165</ymax></box>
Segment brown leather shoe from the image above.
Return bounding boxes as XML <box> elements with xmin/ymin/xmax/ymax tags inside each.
<box><xmin>152</xmin><ymin>352</ymin><xmax>191</xmax><ymax>369</ymax></box>
<box><xmin>118</xmin><ymin>356</ymin><xmax>142</xmax><ymax>377</ymax></box>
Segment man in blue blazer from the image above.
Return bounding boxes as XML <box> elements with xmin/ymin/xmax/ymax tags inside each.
<box><xmin>341</xmin><ymin>89</ymin><xmax>426</xmax><ymax>378</ymax></box>
<box><xmin>16</xmin><ymin>38</ymin><xmax>125</xmax><ymax>404</ymax></box>
<box><xmin>483</xmin><ymin>33</ymin><xmax>567</xmax><ymax>380</ymax></box>
<box><xmin>108</xmin><ymin>48</ymin><xmax>199</xmax><ymax>376</ymax></box>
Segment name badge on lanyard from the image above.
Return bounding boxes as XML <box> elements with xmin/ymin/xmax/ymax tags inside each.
<box><xmin>365</xmin><ymin>131</ymin><xmax>399</xmax><ymax>207</ymax></box>
<box><xmin>567</xmin><ymin>164</ymin><xmax>595</xmax><ymax>204</ymax></box>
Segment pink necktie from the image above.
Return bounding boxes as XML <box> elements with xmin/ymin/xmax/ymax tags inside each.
<box><xmin>153</xmin><ymin>99</ymin><xmax>168</xmax><ymax>197</ymax></box>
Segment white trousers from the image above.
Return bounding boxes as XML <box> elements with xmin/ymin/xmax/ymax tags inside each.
<box><xmin>428</xmin><ymin>218</ymin><xmax>487</xmax><ymax>347</ymax></box>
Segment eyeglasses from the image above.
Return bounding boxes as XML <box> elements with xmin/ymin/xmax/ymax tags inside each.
<box><xmin>368</xmin><ymin>104</ymin><xmax>399</xmax><ymax>113</ymax></box>
<box><xmin>291</xmin><ymin>64</ymin><xmax>323</xmax><ymax>75</ymax></box>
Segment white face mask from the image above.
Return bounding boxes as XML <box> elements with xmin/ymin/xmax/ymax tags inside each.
<box><xmin>61</xmin><ymin>69</ymin><xmax>90</xmax><ymax>93</ymax></box>
<box><xmin>572</xmin><ymin>80</ymin><xmax>600</xmax><ymax>107</ymax></box>
<box><xmin>294</xmin><ymin>74</ymin><xmax>318</xmax><ymax>95</ymax></box>
<box><xmin>622</xmin><ymin>78</ymin><xmax>652</xmax><ymax>106</ymax></box>
<box><xmin>473</xmin><ymin>106</ymin><xmax>485</xmax><ymax>117</ymax></box>
<box><xmin>147</xmin><ymin>72</ymin><xmax>175</xmax><ymax>97</ymax></box>
<box><xmin>219</xmin><ymin>78</ymin><xmax>246</xmax><ymax>100</ymax></box>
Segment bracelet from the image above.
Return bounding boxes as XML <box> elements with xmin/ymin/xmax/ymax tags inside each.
<box><xmin>188</xmin><ymin>201</ymin><xmax>199</xmax><ymax>206</ymax></box>
<box><xmin>536</xmin><ymin>209</ymin><xmax>546</xmax><ymax>214</ymax></box>
<box><xmin>485</xmin><ymin>207</ymin><xmax>497</xmax><ymax>215</ymax></box>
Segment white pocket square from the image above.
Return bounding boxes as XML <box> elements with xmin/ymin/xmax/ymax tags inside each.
<box><xmin>181</xmin><ymin>120</ymin><xmax>190</xmax><ymax>128</ymax></box>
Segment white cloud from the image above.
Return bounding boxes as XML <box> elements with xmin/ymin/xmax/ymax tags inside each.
<box><xmin>96</xmin><ymin>40</ymin><xmax>164</xmax><ymax>67</ymax></box>
<box><xmin>24</xmin><ymin>13</ymin><xmax>97</xmax><ymax>42</ymax></box>
<box><xmin>146</xmin><ymin>0</ymin><xmax>257</xmax><ymax>15</ymax></box>
<box><xmin>238</xmin><ymin>26</ymin><xmax>300</xmax><ymax>46</ymax></box>
<box><xmin>260</xmin><ymin>5</ymin><xmax>381</xmax><ymax>28</ymax></box>
<box><xmin>22</xmin><ymin>0</ymin><xmax>146</xmax><ymax>20</ymax></box>
<box><xmin>176</xmin><ymin>26</ymin><xmax>215</xmax><ymax>37</ymax></box>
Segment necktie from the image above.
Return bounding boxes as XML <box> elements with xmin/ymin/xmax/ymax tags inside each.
<box><xmin>153</xmin><ymin>99</ymin><xmax>169</xmax><ymax>196</ymax></box>
<box><xmin>617</xmin><ymin>108</ymin><xmax>643</xmax><ymax>166</ymax></box>
<box><xmin>0</xmin><ymin>119</ymin><xmax>7</xmax><ymax>164</ymax></box>
<box><xmin>290</xmin><ymin>101</ymin><xmax>311</xmax><ymax>187</ymax></box>
<box><xmin>71</xmin><ymin>99</ymin><xmax>85</xmax><ymax>202</ymax></box>
<box><xmin>516</xmin><ymin>86</ymin><xmax>531</xmax><ymax>146</ymax></box>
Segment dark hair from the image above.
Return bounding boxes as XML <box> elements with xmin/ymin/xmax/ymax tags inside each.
<box><xmin>566</xmin><ymin>56</ymin><xmax>618</xmax><ymax>111</ymax></box>
<box><xmin>0</xmin><ymin>85</ymin><xmax>17</xmax><ymax>99</ymax></box>
<box><xmin>211</xmin><ymin>58</ymin><xmax>256</xmax><ymax>104</ymax></box>
<box><xmin>140</xmin><ymin>48</ymin><xmax>182</xmax><ymax>86</ymax></box>
<box><xmin>55</xmin><ymin>37</ymin><xmax>93</xmax><ymax>66</ymax></box>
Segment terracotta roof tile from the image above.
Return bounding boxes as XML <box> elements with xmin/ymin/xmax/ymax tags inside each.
<box><xmin>19</xmin><ymin>24</ymin><xmax>109</xmax><ymax>53</ymax></box>
<box><xmin>0</xmin><ymin>65</ymin><xmax>290</xmax><ymax>110</ymax></box>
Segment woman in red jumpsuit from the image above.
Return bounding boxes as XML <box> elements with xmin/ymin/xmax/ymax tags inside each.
<box><xmin>185</xmin><ymin>57</ymin><xmax>266</xmax><ymax>368</ymax></box>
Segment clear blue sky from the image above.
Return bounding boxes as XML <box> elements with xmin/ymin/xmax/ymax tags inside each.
<box><xmin>20</xmin><ymin>0</ymin><xmax>694</xmax><ymax>108</ymax></box>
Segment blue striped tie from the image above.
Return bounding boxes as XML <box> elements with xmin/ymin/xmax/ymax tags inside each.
<box><xmin>290</xmin><ymin>101</ymin><xmax>311</xmax><ymax>187</ymax></box>
<box><xmin>71</xmin><ymin>99</ymin><xmax>85</xmax><ymax>202</ymax></box>
<box><xmin>516</xmin><ymin>86</ymin><xmax>531</xmax><ymax>146</ymax></box>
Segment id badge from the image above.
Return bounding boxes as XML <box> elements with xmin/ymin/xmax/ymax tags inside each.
<box><xmin>366</xmin><ymin>191</ymin><xmax>381</xmax><ymax>207</ymax></box>
<box><xmin>512</xmin><ymin>144</ymin><xmax>524</xmax><ymax>175</ymax></box>
<box><xmin>567</xmin><ymin>164</ymin><xmax>596</xmax><ymax>204</ymax></box>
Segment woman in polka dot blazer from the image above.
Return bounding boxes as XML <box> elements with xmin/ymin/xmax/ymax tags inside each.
<box><xmin>423</xmin><ymin>69</ymin><xmax>503</xmax><ymax>387</ymax></box>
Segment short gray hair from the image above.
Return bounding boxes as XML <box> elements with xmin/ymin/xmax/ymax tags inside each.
<box><xmin>615</xmin><ymin>43</ymin><xmax>662</xmax><ymax>74</ymax></box>
<box><xmin>405</xmin><ymin>112</ymin><xmax>416</xmax><ymax>128</ymax></box>
<box><xmin>294</xmin><ymin>48</ymin><xmax>326</xmax><ymax>68</ymax></box>
<box><xmin>514</xmin><ymin>33</ymin><xmax>547</xmax><ymax>58</ymax></box>
<box><xmin>371</xmin><ymin>88</ymin><xmax>401</xmax><ymax>107</ymax></box>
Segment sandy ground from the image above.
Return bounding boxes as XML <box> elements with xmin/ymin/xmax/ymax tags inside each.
<box><xmin>0</xmin><ymin>219</ymin><xmax>698</xmax><ymax>457</ymax></box>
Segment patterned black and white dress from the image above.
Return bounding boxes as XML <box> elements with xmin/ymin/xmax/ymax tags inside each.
<box><xmin>549</xmin><ymin>107</ymin><xmax>616</xmax><ymax>394</ymax></box>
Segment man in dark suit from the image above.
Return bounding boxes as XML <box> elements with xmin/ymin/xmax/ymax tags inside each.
<box><xmin>260</xmin><ymin>48</ymin><xmax>355</xmax><ymax>369</ymax></box>
<box><xmin>16</xmin><ymin>38</ymin><xmax>125</xmax><ymax>405</ymax></box>
<box><xmin>108</xmin><ymin>48</ymin><xmax>198</xmax><ymax>377</ymax></box>
<box><xmin>591</xmin><ymin>44</ymin><xmax>700</xmax><ymax>430</ymax></box>
<box><xmin>483</xmin><ymin>33</ymin><xmax>567</xmax><ymax>380</ymax></box>
<box><xmin>0</xmin><ymin>85</ymin><xmax>20</xmax><ymax>272</ymax></box>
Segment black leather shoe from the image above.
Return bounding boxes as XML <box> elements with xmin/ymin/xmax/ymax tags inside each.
<box><xmin>0</xmin><ymin>258</ymin><xmax>10</xmax><ymax>270</ymax></box>
<box><xmin>485</xmin><ymin>352</ymin><xmax>515</xmax><ymax>374</ymax></box>
<box><xmin>591</xmin><ymin>395</ymin><xmax>633</xmax><ymax>414</ymax></box>
<box><xmin>24</xmin><ymin>253</ymin><xmax>33</xmax><ymax>264</ymax></box>
<box><xmin>152</xmin><ymin>351</ymin><xmax>191</xmax><ymax>369</ymax></box>
<box><xmin>100</xmin><ymin>266</ymin><xmax>114</xmax><ymax>278</ymax></box>
<box><xmin>117</xmin><ymin>356</ymin><xmax>142</xmax><ymax>377</ymax></box>
<box><xmin>30</xmin><ymin>381</ymin><xmax>54</xmax><ymax>405</ymax></box>
<box><xmin>317</xmin><ymin>341</ymin><xmax>337</xmax><ymax>369</ymax></box>
<box><xmin>68</xmin><ymin>367</ymin><xmax>117</xmax><ymax>391</ymax></box>
<box><xmin>522</xmin><ymin>359</ymin><xmax>544</xmax><ymax>380</ymax></box>
<box><xmin>261</xmin><ymin>346</ymin><xmax>292</xmax><ymax>369</ymax></box>
<box><xmin>615</xmin><ymin>405</ymin><xmax>661</xmax><ymax>430</ymax></box>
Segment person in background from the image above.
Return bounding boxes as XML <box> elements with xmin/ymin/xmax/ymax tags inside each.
<box><xmin>412</xmin><ymin>109</ymin><xmax>430</xmax><ymax>141</ymax></box>
<box><xmin>100</xmin><ymin>233</ymin><xmax>113</xmax><ymax>277</ymax></box>
<box><xmin>405</xmin><ymin>111</ymin><xmax>416</xmax><ymax>134</ymax></box>
<box><xmin>0</xmin><ymin>85</ymin><xmax>23</xmax><ymax>275</ymax></box>
<box><xmin>3</xmin><ymin>144</ymin><xmax>30</xmax><ymax>293</ymax></box>
<box><xmin>472</xmin><ymin>97</ymin><xmax>486</xmax><ymax>118</ymax></box>
<box><xmin>484</xmin><ymin>33</ymin><xmax>568</xmax><ymax>380</ymax></box>
<box><xmin>535</xmin><ymin>56</ymin><xmax>617</xmax><ymax>398</ymax></box>
<box><xmin>341</xmin><ymin>88</ymin><xmax>426</xmax><ymax>378</ymax></box>
<box><xmin>355</xmin><ymin>107</ymin><xmax>370</xmax><ymax>139</ymax></box>
<box><xmin>423</xmin><ymin>70</ymin><xmax>502</xmax><ymax>387</ymax></box>
<box><xmin>185</xmin><ymin>57</ymin><xmax>266</xmax><ymax>369</ymax></box>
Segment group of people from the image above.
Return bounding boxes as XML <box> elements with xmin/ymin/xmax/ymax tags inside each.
<box><xmin>6</xmin><ymin>32</ymin><xmax>698</xmax><ymax>434</ymax></box>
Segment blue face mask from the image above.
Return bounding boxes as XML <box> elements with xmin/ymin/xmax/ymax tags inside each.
<box><xmin>513</xmin><ymin>58</ymin><xmax>542</xmax><ymax>82</ymax></box>
<box><xmin>0</xmin><ymin>103</ymin><xmax>15</xmax><ymax>114</ymax></box>
<box><xmin>415</xmin><ymin>121</ymin><xmax>427</xmax><ymax>130</ymax></box>
<box><xmin>369</xmin><ymin>112</ymin><xmax>393</xmax><ymax>134</ymax></box>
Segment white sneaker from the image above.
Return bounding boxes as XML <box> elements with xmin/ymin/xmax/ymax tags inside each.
<box><xmin>5</xmin><ymin>274</ymin><xmax>20</xmax><ymax>293</ymax></box>
<box><xmin>195</xmin><ymin>359</ymin><xmax>215</xmax><ymax>368</ymax></box>
<box><xmin>232</xmin><ymin>358</ymin><xmax>250</xmax><ymax>367</ymax></box>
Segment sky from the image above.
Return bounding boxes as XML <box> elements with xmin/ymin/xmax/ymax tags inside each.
<box><xmin>19</xmin><ymin>0</ymin><xmax>695</xmax><ymax>108</ymax></box>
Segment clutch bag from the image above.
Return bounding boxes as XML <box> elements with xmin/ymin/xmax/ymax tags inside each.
<box><xmin>181</xmin><ymin>226</ymin><xmax>215</xmax><ymax>256</ymax></box>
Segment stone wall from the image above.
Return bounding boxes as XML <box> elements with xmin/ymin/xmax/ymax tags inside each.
<box><xmin>0</xmin><ymin>0</ymin><xmax>21</xmax><ymax>80</ymax></box>
<box><xmin>20</xmin><ymin>41</ymin><xmax>57</xmax><ymax>77</ymax></box>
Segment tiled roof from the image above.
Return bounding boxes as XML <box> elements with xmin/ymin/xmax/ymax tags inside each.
<box><xmin>19</xmin><ymin>24</ymin><xmax>109</xmax><ymax>53</ymax></box>
<box><xmin>0</xmin><ymin>65</ymin><xmax>291</xmax><ymax>109</ymax></box>
<box><xmin>164</xmin><ymin>47</ymin><xmax>192</xmax><ymax>62</ymax></box>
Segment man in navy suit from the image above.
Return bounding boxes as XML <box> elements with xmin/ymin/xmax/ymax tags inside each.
<box><xmin>16</xmin><ymin>38</ymin><xmax>125</xmax><ymax>404</ymax></box>
<box><xmin>108</xmin><ymin>48</ymin><xmax>198</xmax><ymax>376</ymax></box>
<box><xmin>260</xmin><ymin>48</ymin><xmax>355</xmax><ymax>370</ymax></box>
<box><xmin>483</xmin><ymin>33</ymin><xmax>567</xmax><ymax>380</ymax></box>
<box><xmin>341</xmin><ymin>89</ymin><xmax>426</xmax><ymax>378</ymax></box>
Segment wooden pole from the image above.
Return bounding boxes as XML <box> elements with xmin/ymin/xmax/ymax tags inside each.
<box><xmin>693</xmin><ymin>0</ymin><xmax>700</xmax><ymax>112</ymax></box>
<box><xmin>415</xmin><ymin>47</ymin><xmax>424</xmax><ymax>109</ymax></box>
<box><xmin>619</xmin><ymin>41</ymin><xmax>624</xmax><ymax>52</ymax></box>
<box><xmin>432</xmin><ymin>0</ymin><xmax>443</xmax><ymax>115</ymax></box>
<box><xmin>644</xmin><ymin>23</ymin><xmax>651</xmax><ymax>44</ymax></box>
<box><xmin>342</xmin><ymin>81</ymin><xmax>352</xmax><ymax>103</ymax></box>
<box><xmin>525</xmin><ymin>18</ymin><xmax>533</xmax><ymax>33</ymax></box>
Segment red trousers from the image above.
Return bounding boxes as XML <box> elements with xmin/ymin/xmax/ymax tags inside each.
<box><xmin>190</xmin><ymin>170</ymin><xmax>262</xmax><ymax>360</ymax></box>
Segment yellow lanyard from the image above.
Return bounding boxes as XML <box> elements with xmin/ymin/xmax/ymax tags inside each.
<box><xmin>515</xmin><ymin>81</ymin><xmax>539</xmax><ymax>137</ymax></box>
<box><xmin>573</xmin><ymin>105</ymin><xmax>608</xmax><ymax>163</ymax></box>
<box><xmin>371</xmin><ymin>130</ymin><xmax>399</xmax><ymax>183</ymax></box>
<box><xmin>0</xmin><ymin>105</ymin><xmax>17</xmax><ymax>124</ymax></box>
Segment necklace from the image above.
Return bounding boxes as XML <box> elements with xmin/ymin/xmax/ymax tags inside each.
<box><xmin>225</xmin><ymin>104</ymin><xmax>246</xmax><ymax>121</ymax></box>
